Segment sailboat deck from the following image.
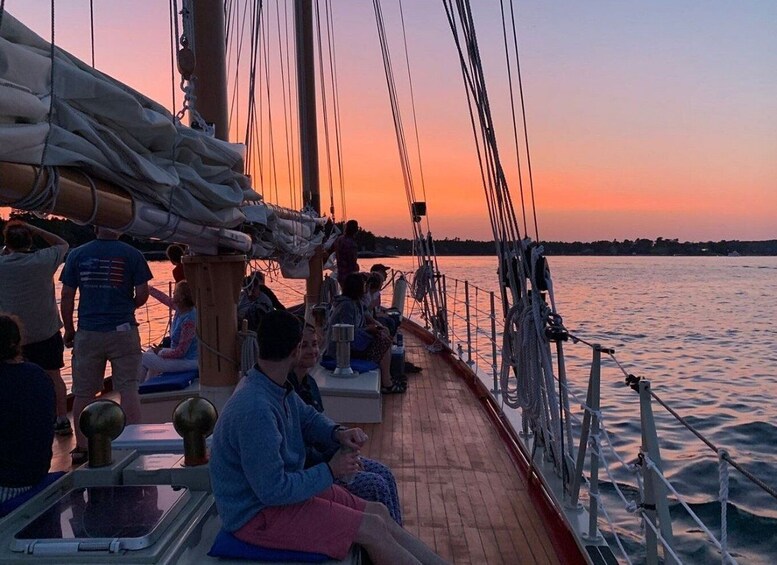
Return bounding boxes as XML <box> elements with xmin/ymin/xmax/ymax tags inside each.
<box><xmin>354</xmin><ymin>327</ymin><xmax>562</xmax><ymax>564</ymax></box>
<box><xmin>49</xmin><ymin>328</ymin><xmax>562</xmax><ymax>564</ymax></box>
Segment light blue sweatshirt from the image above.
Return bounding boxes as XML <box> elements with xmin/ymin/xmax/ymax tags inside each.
<box><xmin>209</xmin><ymin>366</ymin><xmax>339</xmax><ymax>532</ymax></box>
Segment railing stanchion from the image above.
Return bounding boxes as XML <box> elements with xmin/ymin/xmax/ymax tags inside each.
<box><xmin>584</xmin><ymin>345</ymin><xmax>604</xmax><ymax>541</ymax></box>
<box><xmin>442</xmin><ymin>274</ymin><xmax>449</xmax><ymax>346</ymax></box>
<box><xmin>490</xmin><ymin>291</ymin><xmax>498</xmax><ymax>394</ymax></box>
<box><xmin>556</xmin><ymin>339</ymin><xmax>574</xmax><ymax>488</ymax></box>
<box><xmin>464</xmin><ymin>280</ymin><xmax>473</xmax><ymax>365</ymax></box>
<box><xmin>639</xmin><ymin>379</ymin><xmax>677</xmax><ymax>565</ymax></box>
<box><xmin>569</xmin><ymin>345</ymin><xmax>601</xmax><ymax>509</ymax></box>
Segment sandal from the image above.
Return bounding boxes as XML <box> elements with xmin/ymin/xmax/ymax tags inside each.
<box><xmin>70</xmin><ymin>447</ymin><xmax>88</xmax><ymax>466</ymax></box>
<box><xmin>381</xmin><ymin>382</ymin><xmax>407</xmax><ymax>394</ymax></box>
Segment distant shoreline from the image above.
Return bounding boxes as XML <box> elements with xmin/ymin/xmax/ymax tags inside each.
<box><xmin>3</xmin><ymin>214</ymin><xmax>776</xmax><ymax>257</ymax></box>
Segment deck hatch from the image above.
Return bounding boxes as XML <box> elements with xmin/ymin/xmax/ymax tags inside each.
<box><xmin>11</xmin><ymin>485</ymin><xmax>189</xmax><ymax>555</ymax></box>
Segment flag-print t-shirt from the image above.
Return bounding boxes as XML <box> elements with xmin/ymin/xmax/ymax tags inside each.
<box><xmin>60</xmin><ymin>239</ymin><xmax>153</xmax><ymax>332</ymax></box>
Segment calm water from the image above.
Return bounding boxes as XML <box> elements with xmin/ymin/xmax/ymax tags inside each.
<box><xmin>56</xmin><ymin>255</ymin><xmax>777</xmax><ymax>562</ymax></box>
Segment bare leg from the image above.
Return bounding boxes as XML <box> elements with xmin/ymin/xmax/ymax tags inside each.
<box><xmin>46</xmin><ymin>368</ymin><xmax>68</xmax><ymax>419</ymax></box>
<box><xmin>366</xmin><ymin>502</ymin><xmax>449</xmax><ymax>565</ymax></box>
<box><xmin>72</xmin><ymin>395</ymin><xmax>92</xmax><ymax>449</ymax></box>
<box><xmin>355</xmin><ymin>512</ymin><xmax>421</xmax><ymax>565</ymax></box>
<box><xmin>120</xmin><ymin>388</ymin><xmax>142</xmax><ymax>425</ymax></box>
<box><xmin>380</xmin><ymin>348</ymin><xmax>392</xmax><ymax>387</ymax></box>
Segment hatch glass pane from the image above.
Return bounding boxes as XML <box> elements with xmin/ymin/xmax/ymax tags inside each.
<box><xmin>14</xmin><ymin>485</ymin><xmax>187</xmax><ymax>543</ymax></box>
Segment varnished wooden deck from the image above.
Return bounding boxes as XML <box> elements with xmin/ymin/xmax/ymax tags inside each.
<box><xmin>355</xmin><ymin>326</ymin><xmax>563</xmax><ymax>564</ymax></box>
<box><xmin>50</xmin><ymin>328</ymin><xmax>567</xmax><ymax>564</ymax></box>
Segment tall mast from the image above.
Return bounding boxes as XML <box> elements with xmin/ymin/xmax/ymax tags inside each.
<box><xmin>182</xmin><ymin>0</ymin><xmax>245</xmax><ymax>411</ymax></box>
<box><xmin>295</xmin><ymin>0</ymin><xmax>324</xmax><ymax>309</ymax></box>
<box><xmin>190</xmin><ymin>1</ymin><xmax>229</xmax><ymax>140</ymax></box>
<box><xmin>295</xmin><ymin>0</ymin><xmax>321</xmax><ymax>214</ymax></box>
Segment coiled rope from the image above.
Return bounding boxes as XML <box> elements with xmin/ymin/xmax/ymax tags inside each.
<box><xmin>411</xmin><ymin>263</ymin><xmax>432</xmax><ymax>302</ymax></box>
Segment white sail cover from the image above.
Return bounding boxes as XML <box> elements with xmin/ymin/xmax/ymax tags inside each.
<box><xmin>0</xmin><ymin>12</ymin><xmax>255</xmax><ymax>227</ymax></box>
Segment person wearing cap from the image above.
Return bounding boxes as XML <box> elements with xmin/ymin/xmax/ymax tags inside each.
<box><xmin>370</xmin><ymin>263</ymin><xmax>390</xmax><ymax>281</ymax></box>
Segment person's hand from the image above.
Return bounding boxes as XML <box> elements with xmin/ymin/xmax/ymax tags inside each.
<box><xmin>63</xmin><ymin>329</ymin><xmax>75</xmax><ymax>348</ymax></box>
<box><xmin>335</xmin><ymin>427</ymin><xmax>368</xmax><ymax>450</ymax></box>
<box><xmin>327</xmin><ymin>447</ymin><xmax>363</xmax><ymax>480</ymax></box>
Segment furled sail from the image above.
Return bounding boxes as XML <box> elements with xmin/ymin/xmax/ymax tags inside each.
<box><xmin>0</xmin><ymin>12</ymin><xmax>253</xmax><ymax>227</ymax></box>
<box><xmin>0</xmin><ymin>11</ymin><xmax>333</xmax><ymax>270</ymax></box>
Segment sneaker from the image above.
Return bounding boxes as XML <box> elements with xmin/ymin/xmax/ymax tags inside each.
<box><xmin>54</xmin><ymin>418</ymin><xmax>73</xmax><ymax>436</ymax></box>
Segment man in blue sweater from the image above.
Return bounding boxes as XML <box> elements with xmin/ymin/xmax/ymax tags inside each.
<box><xmin>210</xmin><ymin>310</ymin><xmax>447</xmax><ymax>564</ymax></box>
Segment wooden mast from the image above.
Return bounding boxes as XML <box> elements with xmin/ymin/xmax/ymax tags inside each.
<box><xmin>181</xmin><ymin>0</ymin><xmax>245</xmax><ymax>411</ymax></box>
<box><xmin>295</xmin><ymin>0</ymin><xmax>324</xmax><ymax>312</ymax></box>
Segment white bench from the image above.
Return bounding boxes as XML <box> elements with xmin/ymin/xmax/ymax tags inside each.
<box><xmin>311</xmin><ymin>365</ymin><xmax>382</xmax><ymax>424</ymax></box>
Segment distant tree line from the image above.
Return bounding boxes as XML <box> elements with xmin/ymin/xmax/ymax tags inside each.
<box><xmin>2</xmin><ymin>213</ymin><xmax>776</xmax><ymax>256</ymax></box>
<box><xmin>372</xmin><ymin>235</ymin><xmax>777</xmax><ymax>256</ymax></box>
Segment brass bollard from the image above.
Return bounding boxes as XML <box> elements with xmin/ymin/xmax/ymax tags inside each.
<box><xmin>173</xmin><ymin>397</ymin><xmax>218</xmax><ymax>466</ymax></box>
<box><xmin>79</xmin><ymin>400</ymin><xmax>126</xmax><ymax>468</ymax></box>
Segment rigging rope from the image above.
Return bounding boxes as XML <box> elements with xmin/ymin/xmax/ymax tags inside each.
<box><xmin>276</xmin><ymin>0</ymin><xmax>298</xmax><ymax>211</ymax></box>
<box><xmin>373</xmin><ymin>0</ymin><xmax>447</xmax><ymax>343</ymax></box>
<box><xmin>89</xmin><ymin>0</ymin><xmax>95</xmax><ymax>67</ymax></box>
<box><xmin>324</xmin><ymin>0</ymin><xmax>347</xmax><ymax>221</ymax></box>
<box><xmin>313</xmin><ymin>0</ymin><xmax>335</xmax><ymax>216</ymax></box>
<box><xmin>397</xmin><ymin>0</ymin><xmax>430</xmax><ymax>234</ymax></box>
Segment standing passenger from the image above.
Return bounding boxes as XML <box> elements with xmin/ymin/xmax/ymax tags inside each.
<box><xmin>332</xmin><ymin>219</ymin><xmax>359</xmax><ymax>289</ymax></box>
<box><xmin>60</xmin><ymin>227</ymin><xmax>152</xmax><ymax>465</ymax></box>
<box><xmin>0</xmin><ymin>221</ymin><xmax>71</xmax><ymax>435</ymax></box>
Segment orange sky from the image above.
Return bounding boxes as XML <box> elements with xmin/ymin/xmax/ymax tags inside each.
<box><xmin>6</xmin><ymin>1</ymin><xmax>777</xmax><ymax>242</ymax></box>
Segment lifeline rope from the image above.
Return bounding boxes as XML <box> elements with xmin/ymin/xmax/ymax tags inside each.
<box><xmin>643</xmin><ymin>455</ymin><xmax>735</xmax><ymax>563</ymax></box>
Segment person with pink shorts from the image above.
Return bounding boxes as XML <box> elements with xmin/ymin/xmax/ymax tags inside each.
<box><xmin>209</xmin><ymin>310</ymin><xmax>447</xmax><ymax>564</ymax></box>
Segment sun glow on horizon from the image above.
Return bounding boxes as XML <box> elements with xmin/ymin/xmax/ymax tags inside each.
<box><xmin>4</xmin><ymin>1</ymin><xmax>775</xmax><ymax>243</ymax></box>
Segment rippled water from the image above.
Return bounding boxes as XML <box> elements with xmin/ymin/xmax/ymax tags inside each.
<box><xmin>56</xmin><ymin>255</ymin><xmax>777</xmax><ymax>562</ymax></box>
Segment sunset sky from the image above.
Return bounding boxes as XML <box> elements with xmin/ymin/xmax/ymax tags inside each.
<box><xmin>6</xmin><ymin>1</ymin><xmax>777</xmax><ymax>242</ymax></box>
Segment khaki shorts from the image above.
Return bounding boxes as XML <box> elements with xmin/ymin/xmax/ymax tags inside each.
<box><xmin>72</xmin><ymin>328</ymin><xmax>142</xmax><ymax>396</ymax></box>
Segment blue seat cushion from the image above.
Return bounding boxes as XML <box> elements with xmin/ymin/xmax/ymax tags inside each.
<box><xmin>207</xmin><ymin>529</ymin><xmax>329</xmax><ymax>562</ymax></box>
<box><xmin>320</xmin><ymin>356</ymin><xmax>379</xmax><ymax>373</ymax></box>
<box><xmin>139</xmin><ymin>369</ymin><xmax>198</xmax><ymax>394</ymax></box>
<box><xmin>0</xmin><ymin>472</ymin><xmax>66</xmax><ymax>518</ymax></box>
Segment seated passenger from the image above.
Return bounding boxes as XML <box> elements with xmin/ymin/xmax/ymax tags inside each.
<box><xmin>209</xmin><ymin>310</ymin><xmax>446</xmax><ymax>564</ymax></box>
<box><xmin>363</xmin><ymin>273</ymin><xmax>382</xmax><ymax>315</ymax></box>
<box><xmin>328</xmin><ymin>273</ymin><xmax>405</xmax><ymax>394</ymax></box>
<box><xmin>237</xmin><ymin>271</ymin><xmax>285</xmax><ymax>333</ymax></box>
<box><xmin>0</xmin><ymin>315</ymin><xmax>55</xmax><ymax>502</ymax></box>
<box><xmin>365</xmin><ymin>272</ymin><xmax>400</xmax><ymax>336</ymax></box>
<box><xmin>289</xmin><ymin>324</ymin><xmax>402</xmax><ymax>524</ymax></box>
<box><xmin>139</xmin><ymin>281</ymin><xmax>198</xmax><ymax>381</ymax></box>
